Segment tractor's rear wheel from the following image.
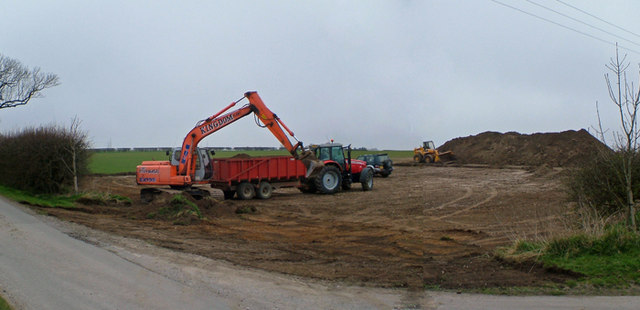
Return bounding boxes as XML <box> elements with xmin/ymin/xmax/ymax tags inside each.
<box><xmin>413</xmin><ymin>154</ymin><xmax>423</xmax><ymax>163</ymax></box>
<box><xmin>256</xmin><ymin>182</ymin><xmax>273</xmax><ymax>199</ymax></box>
<box><xmin>237</xmin><ymin>182</ymin><xmax>255</xmax><ymax>200</ymax></box>
<box><xmin>314</xmin><ymin>166</ymin><xmax>341</xmax><ymax>194</ymax></box>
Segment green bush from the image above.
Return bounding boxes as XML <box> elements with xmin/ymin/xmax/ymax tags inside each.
<box><xmin>0</xmin><ymin>124</ymin><xmax>89</xmax><ymax>194</ymax></box>
<box><xmin>566</xmin><ymin>151</ymin><xmax>640</xmax><ymax>216</ymax></box>
<box><xmin>147</xmin><ymin>194</ymin><xmax>203</xmax><ymax>222</ymax></box>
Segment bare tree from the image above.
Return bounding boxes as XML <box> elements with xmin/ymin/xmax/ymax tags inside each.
<box><xmin>0</xmin><ymin>54</ymin><xmax>59</xmax><ymax>109</ymax></box>
<box><xmin>601</xmin><ymin>45</ymin><xmax>640</xmax><ymax>231</ymax></box>
<box><xmin>61</xmin><ymin>116</ymin><xmax>90</xmax><ymax>194</ymax></box>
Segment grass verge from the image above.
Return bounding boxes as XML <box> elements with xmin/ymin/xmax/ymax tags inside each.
<box><xmin>0</xmin><ymin>185</ymin><xmax>77</xmax><ymax>208</ymax></box>
<box><xmin>0</xmin><ymin>185</ymin><xmax>132</xmax><ymax>209</ymax></box>
<box><xmin>0</xmin><ymin>295</ymin><xmax>11</xmax><ymax>310</ymax></box>
<box><xmin>497</xmin><ymin>224</ymin><xmax>640</xmax><ymax>291</ymax></box>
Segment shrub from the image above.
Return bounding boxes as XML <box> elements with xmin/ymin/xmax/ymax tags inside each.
<box><xmin>566</xmin><ymin>151</ymin><xmax>640</xmax><ymax>216</ymax></box>
<box><xmin>0</xmin><ymin>124</ymin><xmax>90</xmax><ymax>194</ymax></box>
<box><xmin>147</xmin><ymin>194</ymin><xmax>204</xmax><ymax>223</ymax></box>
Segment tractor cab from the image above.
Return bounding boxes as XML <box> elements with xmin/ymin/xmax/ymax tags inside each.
<box><xmin>312</xmin><ymin>143</ymin><xmax>347</xmax><ymax>170</ymax></box>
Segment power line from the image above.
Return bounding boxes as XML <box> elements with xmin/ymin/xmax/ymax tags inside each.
<box><xmin>525</xmin><ymin>0</ymin><xmax>640</xmax><ymax>48</ymax></box>
<box><xmin>555</xmin><ymin>0</ymin><xmax>640</xmax><ymax>40</ymax></box>
<box><xmin>489</xmin><ymin>0</ymin><xmax>640</xmax><ymax>56</ymax></box>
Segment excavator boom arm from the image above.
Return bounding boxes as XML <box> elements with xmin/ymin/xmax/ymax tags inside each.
<box><xmin>177</xmin><ymin>91</ymin><xmax>303</xmax><ymax>176</ymax></box>
<box><xmin>245</xmin><ymin>91</ymin><xmax>303</xmax><ymax>156</ymax></box>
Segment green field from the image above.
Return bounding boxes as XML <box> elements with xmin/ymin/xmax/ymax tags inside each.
<box><xmin>88</xmin><ymin>149</ymin><xmax>413</xmax><ymax>174</ymax></box>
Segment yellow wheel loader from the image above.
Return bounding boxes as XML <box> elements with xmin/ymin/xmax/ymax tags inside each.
<box><xmin>413</xmin><ymin>141</ymin><xmax>455</xmax><ymax>163</ymax></box>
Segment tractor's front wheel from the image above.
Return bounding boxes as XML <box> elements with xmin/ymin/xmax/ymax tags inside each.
<box><xmin>314</xmin><ymin>166</ymin><xmax>342</xmax><ymax>194</ymax></box>
<box><xmin>360</xmin><ymin>167</ymin><xmax>374</xmax><ymax>191</ymax></box>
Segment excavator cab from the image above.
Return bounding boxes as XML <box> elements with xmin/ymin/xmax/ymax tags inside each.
<box><xmin>168</xmin><ymin>147</ymin><xmax>214</xmax><ymax>181</ymax></box>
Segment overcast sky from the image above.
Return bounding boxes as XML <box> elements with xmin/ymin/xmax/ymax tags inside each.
<box><xmin>2</xmin><ymin>0</ymin><xmax>640</xmax><ymax>150</ymax></box>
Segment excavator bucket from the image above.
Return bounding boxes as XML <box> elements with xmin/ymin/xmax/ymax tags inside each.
<box><xmin>297</xmin><ymin>150</ymin><xmax>324</xmax><ymax>178</ymax></box>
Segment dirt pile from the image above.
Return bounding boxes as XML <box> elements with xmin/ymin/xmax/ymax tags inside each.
<box><xmin>438</xmin><ymin>129</ymin><xmax>605</xmax><ymax>167</ymax></box>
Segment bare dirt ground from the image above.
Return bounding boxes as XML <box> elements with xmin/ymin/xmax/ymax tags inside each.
<box><xmin>42</xmin><ymin>163</ymin><xmax>574</xmax><ymax>290</ymax></box>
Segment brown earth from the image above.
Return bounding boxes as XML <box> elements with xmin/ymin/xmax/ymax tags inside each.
<box><xmin>42</xmin><ymin>164</ymin><xmax>574</xmax><ymax>290</ymax></box>
<box><xmin>438</xmin><ymin>129</ymin><xmax>605</xmax><ymax>167</ymax></box>
<box><xmin>39</xmin><ymin>130</ymin><xmax>599</xmax><ymax>290</ymax></box>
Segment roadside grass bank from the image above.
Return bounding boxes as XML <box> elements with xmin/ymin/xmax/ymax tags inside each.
<box><xmin>496</xmin><ymin>224</ymin><xmax>640</xmax><ymax>294</ymax></box>
<box><xmin>0</xmin><ymin>295</ymin><xmax>11</xmax><ymax>310</ymax></box>
<box><xmin>0</xmin><ymin>185</ymin><xmax>77</xmax><ymax>208</ymax></box>
<box><xmin>89</xmin><ymin>149</ymin><xmax>413</xmax><ymax>174</ymax></box>
<box><xmin>0</xmin><ymin>186</ymin><xmax>130</xmax><ymax>208</ymax></box>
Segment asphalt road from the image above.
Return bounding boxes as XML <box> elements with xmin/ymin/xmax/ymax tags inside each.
<box><xmin>1</xmin><ymin>196</ymin><xmax>640</xmax><ymax>310</ymax></box>
<box><xmin>0</xmin><ymin>196</ymin><xmax>230</xmax><ymax>310</ymax></box>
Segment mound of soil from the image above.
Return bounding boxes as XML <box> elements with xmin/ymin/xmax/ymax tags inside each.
<box><xmin>438</xmin><ymin>129</ymin><xmax>606</xmax><ymax>167</ymax></box>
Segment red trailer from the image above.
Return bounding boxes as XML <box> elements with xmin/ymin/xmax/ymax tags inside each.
<box><xmin>210</xmin><ymin>156</ymin><xmax>307</xmax><ymax>200</ymax></box>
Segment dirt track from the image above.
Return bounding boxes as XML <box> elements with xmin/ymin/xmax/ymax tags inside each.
<box><xmin>44</xmin><ymin>163</ymin><xmax>572</xmax><ymax>289</ymax></box>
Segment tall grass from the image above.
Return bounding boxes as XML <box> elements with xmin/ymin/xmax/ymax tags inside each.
<box><xmin>498</xmin><ymin>220</ymin><xmax>640</xmax><ymax>288</ymax></box>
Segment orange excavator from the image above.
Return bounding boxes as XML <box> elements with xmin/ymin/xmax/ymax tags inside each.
<box><xmin>136</xmin><ymin>91</ymin><xmax>319</xmax><ymax>199</ymax></box>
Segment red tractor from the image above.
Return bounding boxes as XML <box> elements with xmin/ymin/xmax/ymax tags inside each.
<box><xmin>301</xmin><ymin>142</ymin><xmax>374</xmax><ymax>194</ymax></box>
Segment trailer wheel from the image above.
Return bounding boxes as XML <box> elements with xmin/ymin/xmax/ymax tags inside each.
<box><xmin>360</xmin><ymin>167</ymin><xmax>374</xmax><ymax>191</ymax></box>
<box><xmin>314</xmin><ymin>166</ymin><xmax>341</xmax><ymax>194</ymax></box>
<box><xmin>237</xmin><ymin>182</ymin><xmax>255</xmax><ymax>200</ymax></box>
<box><xmin>256</xmin><ymin>182</ymin><xmax>273</xmax><ymax>199</ymax></box>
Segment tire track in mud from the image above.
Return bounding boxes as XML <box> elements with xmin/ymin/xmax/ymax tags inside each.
<box><xmin>434</xmin><ymin>186</ymin><xmax>498</xmax><ymax>220</ymax></box>
<box><xmin>427</xmin><ymin>186</ymin><xmax>473</xmax><ymax>212</ymax></box>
